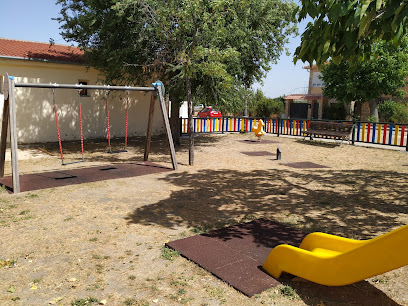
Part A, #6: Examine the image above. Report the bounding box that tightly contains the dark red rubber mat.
[241,151,276,156]
[283,161,330,169]
[0,162,172,193]
[166,218,305,296]
[239,139,280,144]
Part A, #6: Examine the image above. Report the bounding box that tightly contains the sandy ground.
[0,133,407,306]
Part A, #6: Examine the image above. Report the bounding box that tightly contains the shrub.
[254,97,285,118]
[323,102,347,120]
[379,99,408,123]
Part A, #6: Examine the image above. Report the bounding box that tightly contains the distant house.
[285,63,408,121]
[283,64,334,120]
[0,38,164,144]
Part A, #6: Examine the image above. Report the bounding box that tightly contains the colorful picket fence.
[181,117,408,150]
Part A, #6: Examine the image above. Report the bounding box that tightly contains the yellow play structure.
[252,119,266,140]
[262,224,408,286]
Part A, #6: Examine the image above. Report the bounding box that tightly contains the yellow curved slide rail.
[262,224,408,286]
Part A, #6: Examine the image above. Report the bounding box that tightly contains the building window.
[78,80,89,97]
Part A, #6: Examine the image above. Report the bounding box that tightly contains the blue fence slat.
[357,123,361,142]
[388,125,393,145]
[372,123,376,143]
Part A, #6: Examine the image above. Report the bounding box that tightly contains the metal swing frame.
[0,74,177,193]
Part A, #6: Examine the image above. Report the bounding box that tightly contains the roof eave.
[0,55,85,66]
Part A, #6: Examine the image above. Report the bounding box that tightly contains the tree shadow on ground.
[278,273,401,305]
[126,168,408,238]
[26,134,222,165]
[126,168,407,304]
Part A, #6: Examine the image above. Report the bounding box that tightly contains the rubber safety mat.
[241,151,276,157]
[166,218,305,296]
[238,139,280,144]
[283,161,330,169]
[0,162,172,193]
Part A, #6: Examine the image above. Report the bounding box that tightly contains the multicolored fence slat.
[181,118,408,149]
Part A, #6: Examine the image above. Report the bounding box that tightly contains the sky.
[0,0,310,99]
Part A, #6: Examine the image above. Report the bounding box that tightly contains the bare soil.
[0,133,407,306]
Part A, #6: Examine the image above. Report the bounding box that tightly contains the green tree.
[251,89,285,117]
[294,0,408,66]
[323,103,347,120]
[320,38,408,121]
[56,0,297,164]
[378,99,408,123]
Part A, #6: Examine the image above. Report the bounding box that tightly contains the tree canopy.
[56,0,297,164]
[56,0,297,111]
[320,37,408,120]
[321,37,408,103]
[294,0,408,66]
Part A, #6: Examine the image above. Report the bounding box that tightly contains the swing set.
[52,87,131,165]
[0,74,177,193]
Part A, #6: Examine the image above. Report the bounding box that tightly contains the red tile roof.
[0,38,84,64]
[284,94,323,100]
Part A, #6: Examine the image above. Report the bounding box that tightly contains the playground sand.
[0,133,407,305]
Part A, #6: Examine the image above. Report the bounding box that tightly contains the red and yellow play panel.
[0,162,172,193]
[166,219,305,297]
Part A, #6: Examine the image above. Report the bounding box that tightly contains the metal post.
[144,94,156,161]
[0,76,9,178]
[276,145,282,160]
[154,83,178,170]
[8,77,20,193]
[352,119,356,145]
[406,125,408,151]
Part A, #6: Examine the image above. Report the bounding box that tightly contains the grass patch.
[0,185,8,194]
[124,298,136,306]
[0,259,16,268]
[161,246,180,261]
[95,264,104,274]
[19,210,30,215]
[71,296,99,306]
[205,286,226,303]
[279,285,299,300]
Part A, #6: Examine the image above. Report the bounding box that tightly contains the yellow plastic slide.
[262,224,408,286]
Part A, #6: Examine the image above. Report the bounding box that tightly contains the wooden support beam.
[156,85,178,170]
[144,94,156,161]
[0,96,9,178]
[8,76,20,193]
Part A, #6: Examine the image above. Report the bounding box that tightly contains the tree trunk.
[186,74,194,165]
[169,94,181,148]
[369,99,379,122]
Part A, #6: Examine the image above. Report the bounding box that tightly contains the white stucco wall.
[0,58,165,144]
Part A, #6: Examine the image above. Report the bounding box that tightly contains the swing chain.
[77,88,82,105]
[51,88,56,106]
